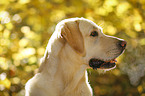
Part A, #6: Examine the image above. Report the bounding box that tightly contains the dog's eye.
[90,31,98,37]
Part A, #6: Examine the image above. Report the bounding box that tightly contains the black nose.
[118,40,127,49]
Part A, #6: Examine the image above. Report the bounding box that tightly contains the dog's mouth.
[89,58,117,70]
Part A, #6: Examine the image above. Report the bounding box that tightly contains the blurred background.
[0,0,145,96]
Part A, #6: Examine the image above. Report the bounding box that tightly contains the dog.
[25,18,126,96]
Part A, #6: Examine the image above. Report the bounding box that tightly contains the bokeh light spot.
[137,85,143,93]
[21,26,30,34]
[0,73,7,80]
[28,56,37,64]
[0,57,8,70]
[11,77,20,84]
[0,24,4,31]
[139,38,145,45]
[19,38,28,47]
[20,48,36,57]
[24,66,32,72]
[134,23,141,31]
[19,0,30,4]
[3,29,10,38]
[37,47,45,56]
[106,25,117,35]
[12,14,22,23]
[116,2,131,15]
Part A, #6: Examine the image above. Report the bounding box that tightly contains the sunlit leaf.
[0,38,10,46]
[133,9,143,23]
[106,25,117,35]
[104,0,118,7]
[24,31,41,40]
[116,2,131,16]
[50,10,65,22]
[19,38,29,47]
[12,14,22,23]
[24,66,32,72]
[21,26,30,34]
[0,24,4,31]
[0,11,9,20]
[0,84,5,91]
[6,23,13,30]
[28,56,37,64]
[112,69,121,76]
[11,77,20,84]
[12,53,22,60]
[139,38,145,45]
[18,0,30,4]
[125,30,137,38]
[0,57,8,70]
[37,47,45,56]
[137,85,143,93]
[3,29,10,38]
[0,73,7,80]
[20,48,36,57]
[0,78,11,89]
[95,7,108,16]
[133,23,141,31]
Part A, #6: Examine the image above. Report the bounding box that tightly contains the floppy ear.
[61,21,85,56]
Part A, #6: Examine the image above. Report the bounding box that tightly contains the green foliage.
[0,0,145,96]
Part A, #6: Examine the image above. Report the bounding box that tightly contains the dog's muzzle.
[89,40,127,70]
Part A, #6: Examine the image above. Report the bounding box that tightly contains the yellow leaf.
[0,57,8,70]
[106,25,117,35]
[0,78,11,89]
[20,48,36,57]
[6,23,13,30]
[137,85,143,93]
[19,38,28,47]
[18,0,30,4]
[21,26,30,34]
[0,24,4,31]
[139,38,145,45]
[3,29,10,38]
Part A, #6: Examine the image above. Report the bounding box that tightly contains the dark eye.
[90,31,98,37]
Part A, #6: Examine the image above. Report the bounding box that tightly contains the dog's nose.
[118,40,127,49]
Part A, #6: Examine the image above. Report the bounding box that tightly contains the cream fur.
[25,18,125,96]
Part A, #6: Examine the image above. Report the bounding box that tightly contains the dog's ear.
[61,21,85,56]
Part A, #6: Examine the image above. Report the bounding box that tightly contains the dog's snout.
[118,40,127,49]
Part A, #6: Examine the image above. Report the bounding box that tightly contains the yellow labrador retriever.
[25,18,126,96]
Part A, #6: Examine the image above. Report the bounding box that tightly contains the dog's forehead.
[78,19,102,34]
[79,19,102,33]
[56,18,102,35]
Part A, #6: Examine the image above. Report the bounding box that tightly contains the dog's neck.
[40,40,88,95]
[60,43,87,82]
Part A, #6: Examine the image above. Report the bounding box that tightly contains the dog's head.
[59,18,126,70]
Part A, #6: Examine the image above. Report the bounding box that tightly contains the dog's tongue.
[99,60,116,69]
[89,59,117,69]
[89,59,104,69]
[105,59,117,63]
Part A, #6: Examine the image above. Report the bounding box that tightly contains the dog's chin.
[89,58,117,70]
